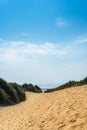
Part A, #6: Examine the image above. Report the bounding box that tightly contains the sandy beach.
[0,85,87,130]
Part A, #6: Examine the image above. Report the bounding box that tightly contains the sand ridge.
[0,85,87,130]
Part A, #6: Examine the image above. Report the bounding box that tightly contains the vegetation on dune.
[0,76,87,105]
[22,83,42,93]
[77,76,87,86]
[0,88,9,103]
[45,76,87,93]
[0,78,26,105]
[0,77,42,105]
[9,83,26,102]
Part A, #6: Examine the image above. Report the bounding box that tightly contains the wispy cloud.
[56,17,68,28]
[75,37,87,44]
[0,40,67,65]
[0,38,6,42]
[0,39,86,84]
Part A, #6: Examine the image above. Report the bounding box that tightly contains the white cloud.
[0,39,86,85]
[56,17,68,28]
[0,40,67,65]
[75,37,87,44]
[0,38,6,42]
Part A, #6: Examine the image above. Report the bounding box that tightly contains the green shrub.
[45,81,78,93]
[45,76,87,93]
[0,78,19,103]
[0,78,26,105]
[78,76,87,86]
[22,83,42,93]
[9,83,26,101]
[0,88,9,102]
[34,85,42,93]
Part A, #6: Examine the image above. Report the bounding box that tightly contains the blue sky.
[0,0,87,87]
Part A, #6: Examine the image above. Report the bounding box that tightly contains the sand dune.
[0,85,87,130]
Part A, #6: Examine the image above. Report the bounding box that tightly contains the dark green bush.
[78,76,87,86]
[0,88,9,102]
[0,78,26,105]
[22,83,42,93]
[45,81,78,93]
[34,85,42,93]
[9,83,26,101]
[0,78,19,103]
[45,76,87,93]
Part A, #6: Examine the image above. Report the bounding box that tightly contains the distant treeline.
[0,78,42,106]
[45,76,87,93]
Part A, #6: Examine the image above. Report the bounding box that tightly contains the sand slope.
[0,85,87,130]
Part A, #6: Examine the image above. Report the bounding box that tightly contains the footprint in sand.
[69,119,76,123]
[58,123,66,129]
